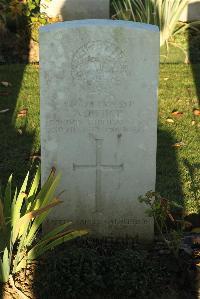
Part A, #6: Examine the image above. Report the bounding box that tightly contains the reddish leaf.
[17,108,28,118]
[193,109,200,116]
[172,142,185,148]
[172,110,183,117]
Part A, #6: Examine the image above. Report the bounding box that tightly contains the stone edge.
[40,19,159,33]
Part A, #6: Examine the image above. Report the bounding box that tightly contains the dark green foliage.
[34,243,185,299]
[0,0,50,63]
[1,0,47,30]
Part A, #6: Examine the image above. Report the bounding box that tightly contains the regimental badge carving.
[71,40,128,91]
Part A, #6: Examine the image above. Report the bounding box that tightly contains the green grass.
[157,63,200,214]
[0,62,200,215]
[0,64,40,187]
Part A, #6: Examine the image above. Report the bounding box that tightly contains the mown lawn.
[157,63,200,214]
[0,62,199,215]
[0,64,40,187]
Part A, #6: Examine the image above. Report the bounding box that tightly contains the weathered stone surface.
[40,20,159,241]
[40,0,110,20]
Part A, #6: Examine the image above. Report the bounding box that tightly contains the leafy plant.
[139,191,184,258]
[9,0,48,25]
[113,0,198,47]
[0,166,87,283]
[0,0,9,32]
[0,0,51,40]
[34,245,178,298]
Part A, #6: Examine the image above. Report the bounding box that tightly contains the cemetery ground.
[0,36,200,298]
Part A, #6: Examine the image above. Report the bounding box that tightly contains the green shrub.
[35,246,174,298]
[4,0,48,27]
[0,166,87,283]
[0,0,52,46]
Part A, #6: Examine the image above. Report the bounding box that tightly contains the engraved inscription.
[46,218,152,226]
[79,218,152,226]
[46,97,140,135]
[71,40,128,90]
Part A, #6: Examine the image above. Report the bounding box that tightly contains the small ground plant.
[139,191,184,258]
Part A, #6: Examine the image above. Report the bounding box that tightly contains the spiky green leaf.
[24,173,61,246]
[39,222,72,243]
[28,166,41,199]
[29,230,87,262]
[4,175,12,220]
[11,172,29,231]
[13,198,62,244]
[0,248,10,282]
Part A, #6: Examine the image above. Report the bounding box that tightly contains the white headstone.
[40,20,159,241]
[40,0,110,20]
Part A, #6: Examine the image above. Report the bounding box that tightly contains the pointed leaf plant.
[0,165,88,283]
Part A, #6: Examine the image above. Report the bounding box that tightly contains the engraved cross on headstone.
[73,139,124,212]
